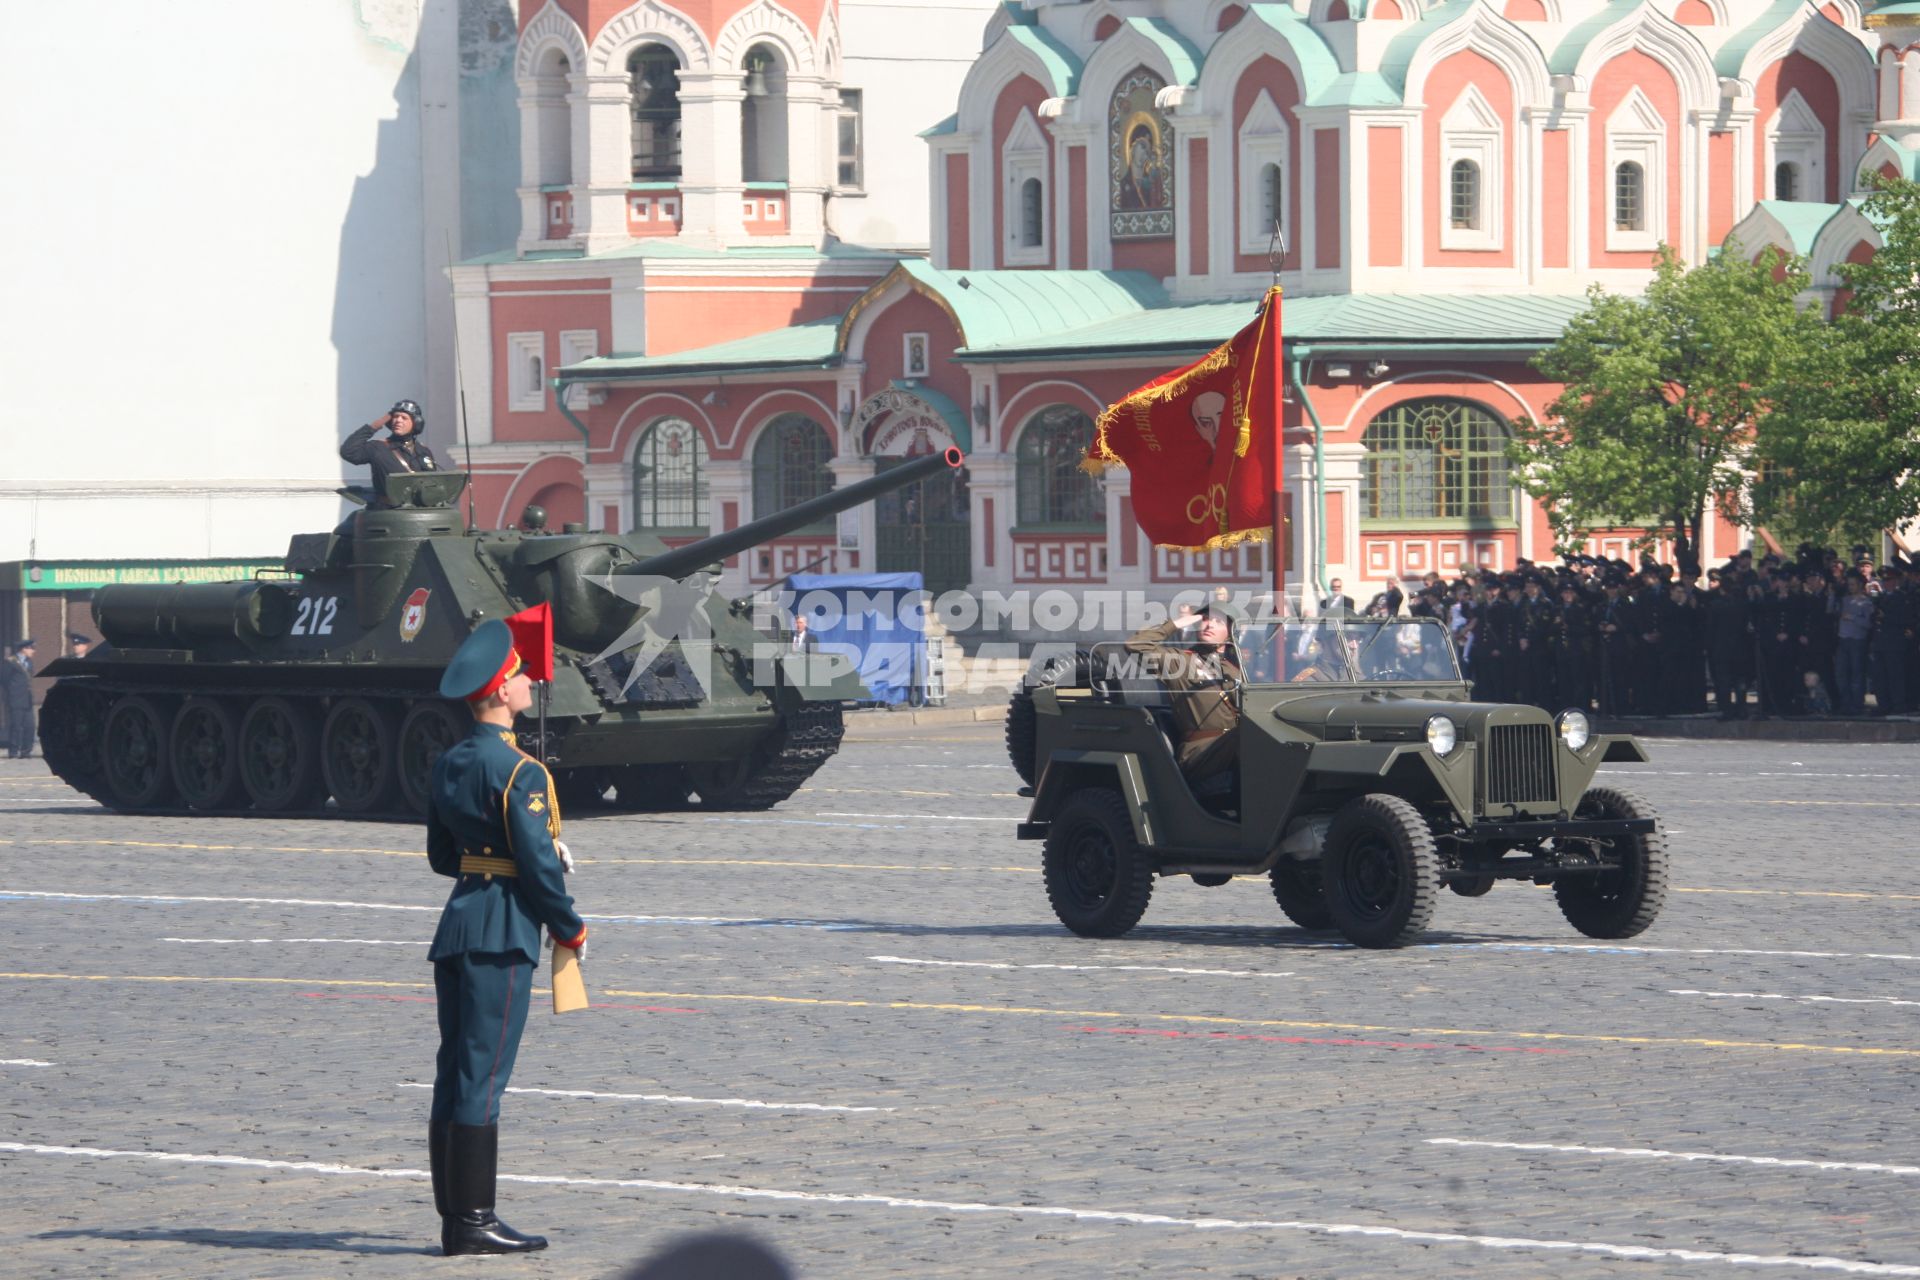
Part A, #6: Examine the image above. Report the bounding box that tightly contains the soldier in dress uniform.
[425,619,588,1256]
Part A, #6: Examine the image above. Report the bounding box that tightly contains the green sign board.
[11,560,285,592]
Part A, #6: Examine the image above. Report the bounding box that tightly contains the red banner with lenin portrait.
[1084,286,1283,551]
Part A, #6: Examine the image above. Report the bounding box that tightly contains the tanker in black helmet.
[341,399,439,504]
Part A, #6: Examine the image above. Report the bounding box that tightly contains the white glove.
[555,839,575,874]
[552,930,586,963]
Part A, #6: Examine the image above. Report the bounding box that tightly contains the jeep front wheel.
[1323,794,1441,948]
[1553,786,1667,939]
[1042,788,1154,938]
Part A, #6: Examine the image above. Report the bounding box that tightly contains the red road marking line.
[1068,1025,1571,1055]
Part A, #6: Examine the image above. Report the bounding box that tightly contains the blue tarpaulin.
[787,572,926,705]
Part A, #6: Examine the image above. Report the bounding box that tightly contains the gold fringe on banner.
[1155,525,1272,555]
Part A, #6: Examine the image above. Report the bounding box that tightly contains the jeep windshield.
[1240,617,1462,685]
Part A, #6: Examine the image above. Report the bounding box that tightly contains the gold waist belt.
[460,855,518,878]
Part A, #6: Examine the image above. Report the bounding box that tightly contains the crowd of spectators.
[1329,546,1918,718]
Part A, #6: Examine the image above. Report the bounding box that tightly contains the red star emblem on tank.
[400,588,431,643]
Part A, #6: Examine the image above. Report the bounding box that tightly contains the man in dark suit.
[425,620,588,1256]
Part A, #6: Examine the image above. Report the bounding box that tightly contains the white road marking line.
[1427,943,1920,962]
[812,811,1009,822]
[396,1081,892,1113]
[162,937,429,946]
[1599,770,1911,780]
[0,890,435,912]
[4,1141,1917,1275]
[0,1059,52,1067]
[1428,1138,1920,1178]
[870,955,1295,979]
[1669,989,1920,1009]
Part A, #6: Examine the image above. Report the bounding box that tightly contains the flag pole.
[1267,230,1287,614]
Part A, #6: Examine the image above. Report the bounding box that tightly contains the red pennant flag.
[1087,286,1282,551]
[504,603,554,683]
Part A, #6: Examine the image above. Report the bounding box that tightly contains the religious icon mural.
[1109,67,1173,239]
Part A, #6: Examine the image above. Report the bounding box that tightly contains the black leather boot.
[444,1123,547,1256]
[429,1119,451,1254]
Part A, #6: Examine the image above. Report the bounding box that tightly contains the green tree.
[1510,244,1816,565]
[1752,176,1920,548]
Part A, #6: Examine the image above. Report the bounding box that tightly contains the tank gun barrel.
[626,447,964,581]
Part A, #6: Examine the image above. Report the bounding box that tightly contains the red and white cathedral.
[448,0,1920,625]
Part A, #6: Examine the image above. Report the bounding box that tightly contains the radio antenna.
[445,229,479,530]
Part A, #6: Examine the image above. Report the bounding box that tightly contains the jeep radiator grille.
[1482,723,1556,806]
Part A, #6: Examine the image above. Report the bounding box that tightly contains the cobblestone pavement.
[2,729,1919,1278]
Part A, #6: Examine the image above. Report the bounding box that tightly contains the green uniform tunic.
[426,723,586,1127]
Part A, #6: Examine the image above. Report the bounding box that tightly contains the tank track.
[711,700,846,811]
[38,677,843,822]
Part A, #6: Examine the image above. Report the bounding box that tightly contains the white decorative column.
[783,75,830,243]
[573,70,637,253]
[1101,466,1144,592]
[677,71,748,246]
[583,461,628,534]
[829,456,878,574]
[706,462,753,596]
[966,452,1016,597]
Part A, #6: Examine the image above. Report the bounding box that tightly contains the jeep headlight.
[1557,709,1591,751]
[1425,715,1457,758]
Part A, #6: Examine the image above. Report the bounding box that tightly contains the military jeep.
[1009,616,1665,949]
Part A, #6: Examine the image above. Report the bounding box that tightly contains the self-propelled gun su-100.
[38,449,963,818]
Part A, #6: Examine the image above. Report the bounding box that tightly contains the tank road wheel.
[240,697,324,812]
[102,695,178,811]
[322,697,401,814]
[1323,794,1442,949]
[40,682,111,797]
[1269,860,1335,932]
[612,765,692,811]
[1553,786,1669,940]
[398,701,466,816]
[170,697,247,812]
[1042,788,1154,939]
[1005,686,1039,786]
[687,756,755,808]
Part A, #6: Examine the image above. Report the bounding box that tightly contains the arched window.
[1361,399,1513,522]
[1019,177,1044,248]
[631,417,709,531]
[1774,161,1799,202]
[629,45,682,179]
[1449,159,1480,230]
[752,413,834,530]
[1614,161,1645,232]
[1261,162,1284,238]
[741,43,789,184]
[532,48,572,188]
[1015,405,1104,526]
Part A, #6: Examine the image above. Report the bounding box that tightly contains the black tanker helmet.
[389,399,425,434]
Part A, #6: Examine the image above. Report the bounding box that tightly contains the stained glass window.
[1361,399,1512,522]
[752,414,835,532]
[632,418,708,531]
[1016,405,1104,526]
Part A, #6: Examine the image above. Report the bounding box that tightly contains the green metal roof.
[557,316,842,381]
[842,260,1170,351]
[1004,22,1083,97]
[1312,71,1404,108]
[1122,16,1204,86]
[1743,200,1845,255]
[1549,0,1643,76]
[1235,5,1343,103]
[1715,0,1811,78]
[1379,0,1475,96]
[919,113,959,139]
[956,292,1597,361]
[1867,0,1920,25]
[1869,137,1920,182]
